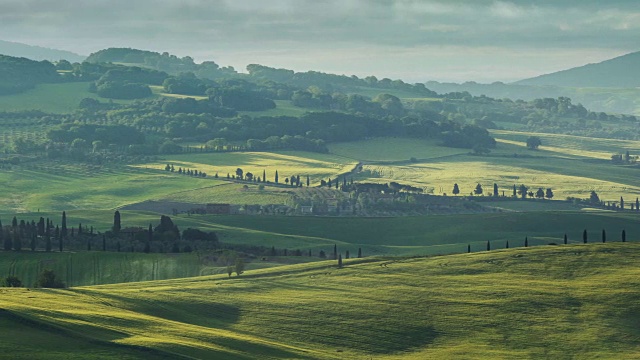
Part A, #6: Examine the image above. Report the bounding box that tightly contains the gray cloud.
[0,0,638,82]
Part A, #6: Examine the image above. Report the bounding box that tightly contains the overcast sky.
[1,0,638,82]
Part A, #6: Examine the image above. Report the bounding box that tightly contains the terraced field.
[1,243,639,359]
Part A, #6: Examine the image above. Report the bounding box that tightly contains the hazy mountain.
[515,51,640,88]
[0,40,85,63]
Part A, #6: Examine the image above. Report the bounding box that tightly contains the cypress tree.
[2,229,13,251]
[358,247,362,258]
[564,233,568,245]
[333,244,337,260]
[338,253,343,268]
[30,233,36,251]
[622,229,626,242]
[493,183,498,197]
[306,175,310,187]
[636,198,639,212]
[37,217,45,236]
[11,216,17,229]
[583,229,587,243]
[524,237,528,247]
[467,244,471,253]
[602,229,606,243]
[13,231,21,251]
[487,241,491,251]
[45,219,51,252]
[144,224,152,253]
[113,211,121,233]
[345,250,350,259]
[308,249,312,257]
[505,240,509,249]
[263,170,266,183]
[275,170,279,184]
[78,223,82,235]
[61,211,67,239]
[56,225,62,252]
[620,197,625,210]
[0,219,7,251]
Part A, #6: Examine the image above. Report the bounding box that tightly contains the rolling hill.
[0,40,85,63]
[1,243,639,359]
[515,51,640,88]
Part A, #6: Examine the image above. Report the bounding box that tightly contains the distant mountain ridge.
[0,40,85,63]
[515,51,640,88]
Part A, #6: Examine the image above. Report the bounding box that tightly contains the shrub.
[3,275,22,287]
[36,269,65,288]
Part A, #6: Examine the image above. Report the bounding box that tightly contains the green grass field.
[0,150,355,212]
[135,150,357,186]
[1,243,639,359]
[328,138,467,162]
[0,163,218,212]
[338,137,640,201]
[492,129,640,160]
[0,82,141,114]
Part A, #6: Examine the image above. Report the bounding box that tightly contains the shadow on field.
[101,293,242,330]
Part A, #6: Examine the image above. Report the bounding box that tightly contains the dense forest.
[0,55,60,95]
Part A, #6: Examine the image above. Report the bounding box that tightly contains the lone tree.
[620,197,625,210]
[235,258,245,276]
[524,237,529,247]
[338,253,343,268]
[493,183,499,197]
[275,170,279,183]
[564,233,568,245]
[357,247,362,258]
[602,229,606,243]
[486,241,491,251]
[467,244,471,253]
[622,229,626,242]
[583,229,588,243]
[333,244,337,260]
[545,188,554,200]
[452,183,460,196]
[474,184,483,196]
[526,136,542,150]
[505,240,509,249]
